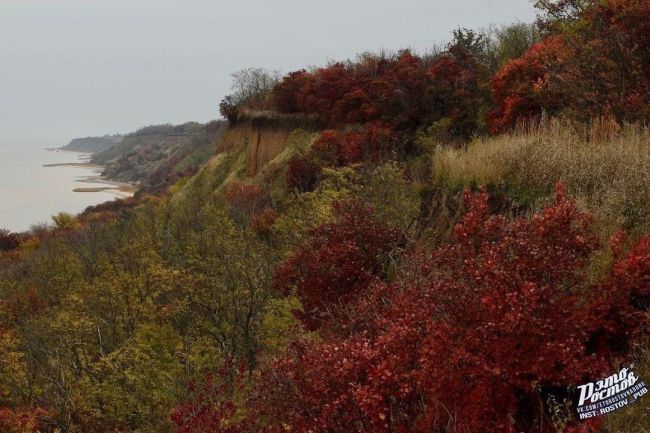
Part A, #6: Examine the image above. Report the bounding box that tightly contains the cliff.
[216,116,317,177]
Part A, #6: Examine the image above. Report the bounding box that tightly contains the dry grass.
[433,120,650,240]
[603,342,650,433]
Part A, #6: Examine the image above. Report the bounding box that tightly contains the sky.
[0,0,537,142]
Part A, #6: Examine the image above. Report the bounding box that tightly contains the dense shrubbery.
[271,38,490,144]
[285,155,321,193]
[275,198,401,331]
[172,186,649,433]
[490,0,650,131]
[265,0,650,142]
[0,407,51,433]
[1,2,649,432]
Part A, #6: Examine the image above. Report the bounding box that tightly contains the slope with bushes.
[0,1,649,432]
[92,121,227,194]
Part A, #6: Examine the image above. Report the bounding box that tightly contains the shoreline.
[44,150,138,199]
[43,162,104,169]
[74,175,138,198]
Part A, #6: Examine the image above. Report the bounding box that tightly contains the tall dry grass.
[433,119,650,240]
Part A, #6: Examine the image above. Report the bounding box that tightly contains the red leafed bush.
[491,0,650,131]
[224,182,268,224]
[299,63,356,126]
[245,336,417,433]
[286,155,322,193]
[311,123,396,167]
[0,407,52,433]
[274,198,401,331]
[272,69,310,113]
[243,185,647,433]
[585,232,650,355]
[312,129,367,166]
[488,36,569,133]
[170,366,241,433]
[271,50,484,141]
[251,207,279,237]
[408,184,605,432]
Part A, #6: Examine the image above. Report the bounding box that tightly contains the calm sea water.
[0,140,126,233]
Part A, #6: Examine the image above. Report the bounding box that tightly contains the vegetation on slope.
[0,1,648,433]
[92,121,226,194]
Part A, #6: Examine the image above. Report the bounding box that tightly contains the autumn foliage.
[170,366,241,433]
[272,50,486,136]
[285,155,321,192]
[490,0,650,131]
[269,1,650,137]
[181,185,648,433]
[224,182,269,224]
[275,199,401,331]
[488,36,569,133]
[2,2,650,433]
[0,407,52,433]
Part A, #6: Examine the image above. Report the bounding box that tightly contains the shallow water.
[0,140,129,233]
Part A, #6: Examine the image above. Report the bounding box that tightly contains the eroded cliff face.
[217,117,315,177]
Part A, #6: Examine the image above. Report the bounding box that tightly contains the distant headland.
[59,134,123,153]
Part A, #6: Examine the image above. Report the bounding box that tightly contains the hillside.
[91,121,226,193]
[60,135,123,153]
[0,2,648,433]
[3,113,648,433]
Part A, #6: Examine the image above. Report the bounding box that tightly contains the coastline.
[44,149,138,199]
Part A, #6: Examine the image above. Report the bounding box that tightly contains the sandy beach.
[43,152,138,199]
[73,176,138,198]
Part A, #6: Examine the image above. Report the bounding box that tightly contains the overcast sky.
[0,0,537,142]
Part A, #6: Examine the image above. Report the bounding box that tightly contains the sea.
[0,139,128,233]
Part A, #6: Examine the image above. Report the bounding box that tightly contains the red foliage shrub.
[251,207,279,237]
[273,69,310,113]
[489,36,569,133]
[241,185,647,433]
[0,229,20,252]
[299,63,356,126]
[274,198,401,331]
[170,365,241,433]
[492,0,650,131]
[0,407,52,433]
[311,123,396,167]
[224,182,267,224]
[311,129,367,166]
[271,50,484,141]
[285,155,322,192]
